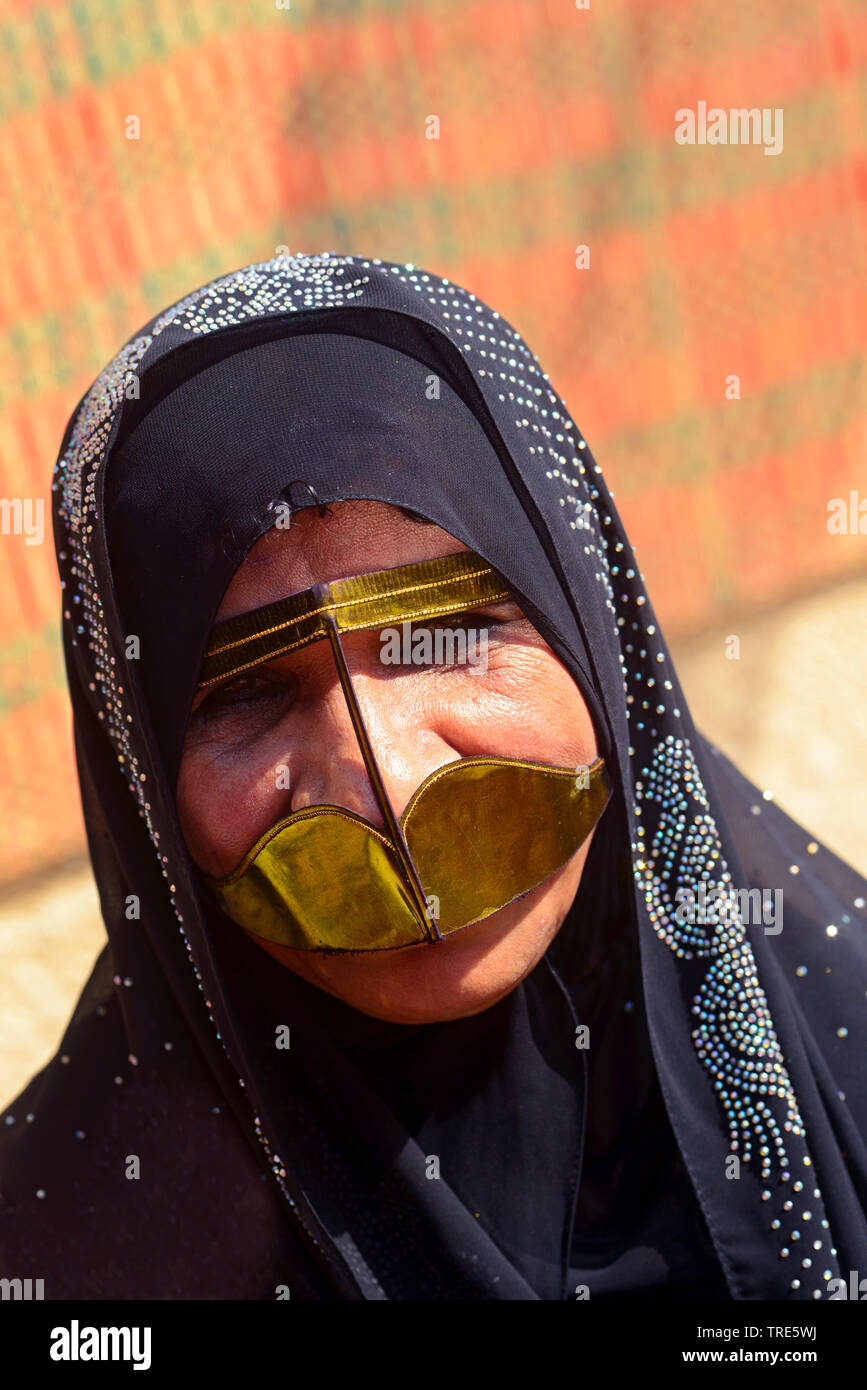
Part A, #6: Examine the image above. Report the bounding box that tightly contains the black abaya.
[2,253,866,1300]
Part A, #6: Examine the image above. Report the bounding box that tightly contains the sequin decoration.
[634,734,802,1173]
[53,254,370,1232]
[52,251,840,1298]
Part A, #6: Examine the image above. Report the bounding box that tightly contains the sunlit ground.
[2,576,865,1111]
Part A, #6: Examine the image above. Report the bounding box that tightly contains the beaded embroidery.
[53,252,840,1297]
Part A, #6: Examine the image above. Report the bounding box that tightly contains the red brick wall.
[1,0,865,882]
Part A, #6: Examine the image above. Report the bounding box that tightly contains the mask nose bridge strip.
[320,607,440,943]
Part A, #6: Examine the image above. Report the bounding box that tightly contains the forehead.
[215,500,470,623]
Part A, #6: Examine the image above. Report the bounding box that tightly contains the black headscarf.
[3,253,866,1300]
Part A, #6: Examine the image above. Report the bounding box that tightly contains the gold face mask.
[194,548,612,952]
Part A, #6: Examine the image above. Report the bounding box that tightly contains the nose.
[287,662,457,829]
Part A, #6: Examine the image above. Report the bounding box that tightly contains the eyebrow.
[196,550,511,691]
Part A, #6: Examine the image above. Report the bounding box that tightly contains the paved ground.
[2,575,866,1111]
[1,862,104,1112]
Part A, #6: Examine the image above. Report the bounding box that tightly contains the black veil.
[2,253,866,1300]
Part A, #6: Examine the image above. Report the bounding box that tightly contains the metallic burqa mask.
[195,547,611,952]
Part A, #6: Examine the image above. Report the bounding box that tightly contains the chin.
[248,856,586,1024]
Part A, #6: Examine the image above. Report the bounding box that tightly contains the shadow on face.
[176,500,601,1024]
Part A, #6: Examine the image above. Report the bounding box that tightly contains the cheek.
[433,650,598,767]
[176,651,598,877]
[175,740,284,878]
[174,752,218,876]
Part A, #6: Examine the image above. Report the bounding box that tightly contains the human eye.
[376,602,525,672]
[193,667,298,718]
[408,611,495,638]
[422,600,524,632]
[396,606,507,649]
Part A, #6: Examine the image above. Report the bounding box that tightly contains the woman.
[2,252,866,1300]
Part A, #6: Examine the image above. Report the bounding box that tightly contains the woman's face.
[176,500,600,1024]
